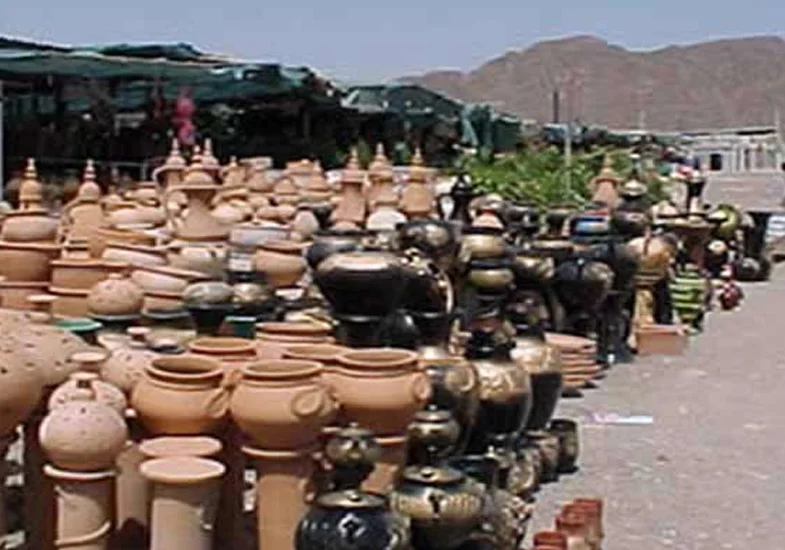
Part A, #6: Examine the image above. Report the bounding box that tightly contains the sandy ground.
[530,266,785,550]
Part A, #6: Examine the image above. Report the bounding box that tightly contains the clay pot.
[314,252,406,317]
[230,360,336,450]
[0,346,41,436]
[167,242,227,278]
[101,242,167,268]
[229,219,289,248]
[282,343,349,366]
[333,349,431,435]
[87,273,145,316]
[49,371,127,414]
[0,241,60,281]
[257,321,334,345]
[50,259,129,290]
[131,264,209,294]
[512,337,563,432]
[253,240,307,288]
[101,327,158,394]
[90,227,156,258]
[141,456,225,550]
[131,355,231,435]
[305,229,367,269]
[39,382,128,471]
[1,210,59,242]
[421,357,480,452]
[390,465,483,550]
[188,337,258,366]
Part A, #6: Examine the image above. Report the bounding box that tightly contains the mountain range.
[402,35,785,131]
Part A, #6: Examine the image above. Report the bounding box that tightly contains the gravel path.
[531,266,785,549]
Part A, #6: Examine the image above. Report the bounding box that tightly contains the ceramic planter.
[141,456,225,550]
[230,359,336,449]
[131,355,231,435]
[333,348,430,435]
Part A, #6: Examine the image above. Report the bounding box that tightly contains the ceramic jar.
[421,357,480,452]
[131,355,231,435]
[314,252,406,317]
[296,490,410,550]
[188,337,258,365]
[511,336,563,432]
[305,230,367,269]
[253,240,307,289]
[390,465,483,550]
[333,349,431,435]
[98,325,149,380]
[49,371,127,414]
[230,359,336,450]
[87,273,145,316]
[0,347,41,436]
[230,219,289,248]
[39,382,128,471]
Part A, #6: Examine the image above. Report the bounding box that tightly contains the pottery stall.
[0,143,760,550]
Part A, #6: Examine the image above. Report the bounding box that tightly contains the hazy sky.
[1,0,783,81]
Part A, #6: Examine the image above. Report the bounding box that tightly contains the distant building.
[681,126,783,174]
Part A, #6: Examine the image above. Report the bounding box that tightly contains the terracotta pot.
[333,348,431,435]
[88,273,145,316]
[257,321,334,344]
[50,259,129,290]
[49,371,126,414]
[45,466,116,550]
[281,343,349,366]
[0,280,49,309]
[39,382,128,471]
[101,327,158,394]
[50,286,91,317]
[187,337,258,364]
[253,239,307,288]
[0,241,60,281]
[167,241,227,278]
[90,227,156,258]
[230,360,336,450]
[131,264,209,293]
[131,355,231,435]
[229,219,289,248]
[141,457,225,550]
[101,242,167,268]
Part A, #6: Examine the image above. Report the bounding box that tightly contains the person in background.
[173,87,196,149]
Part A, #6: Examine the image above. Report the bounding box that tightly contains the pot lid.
[401,465,463,484]
[317,490,385,509]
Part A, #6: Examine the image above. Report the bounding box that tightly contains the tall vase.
[244,445,318,550]
[141,456,225,550]
[45,466,115,550]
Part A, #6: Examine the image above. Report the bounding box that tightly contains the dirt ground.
[530,266,785,550]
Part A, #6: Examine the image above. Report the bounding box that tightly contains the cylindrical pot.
[45,465,115,550]
[131,355,231,435]
[230,360,336,450]
[141,456,225,550]
[333,348,431,435]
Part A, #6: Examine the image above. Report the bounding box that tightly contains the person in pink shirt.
[173,87,196,147]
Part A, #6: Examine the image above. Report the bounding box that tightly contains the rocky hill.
[403,35,785,131]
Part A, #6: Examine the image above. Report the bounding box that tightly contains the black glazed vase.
[296,490,409,550]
